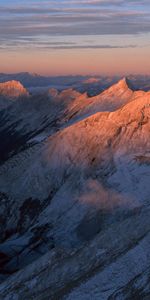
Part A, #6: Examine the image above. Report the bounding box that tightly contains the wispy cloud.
[0,0,150,51]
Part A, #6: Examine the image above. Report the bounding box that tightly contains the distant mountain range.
[0,72,150,96]
[0,76,149,299]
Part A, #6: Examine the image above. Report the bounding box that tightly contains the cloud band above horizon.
[0,0,150,75]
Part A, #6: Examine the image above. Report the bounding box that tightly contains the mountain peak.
[0,80,29,99]
[116,77,131,89]
[106,77,133,94]
[84,77,100,84]
[47,88,58,98]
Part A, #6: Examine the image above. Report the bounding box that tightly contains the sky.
[0,0,150,75]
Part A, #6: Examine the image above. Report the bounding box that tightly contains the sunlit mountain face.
[0,0,150,299]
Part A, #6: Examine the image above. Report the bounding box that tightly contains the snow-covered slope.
[0,207,150,300]
[0,78,149,299]
[62,78,146,124]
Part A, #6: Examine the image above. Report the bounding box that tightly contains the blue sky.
[0,0,150,74]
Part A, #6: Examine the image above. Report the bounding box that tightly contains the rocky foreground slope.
[0,78,149,299]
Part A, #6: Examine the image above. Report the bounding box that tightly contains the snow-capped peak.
[108,77,131,93]
[0,80,29,99]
